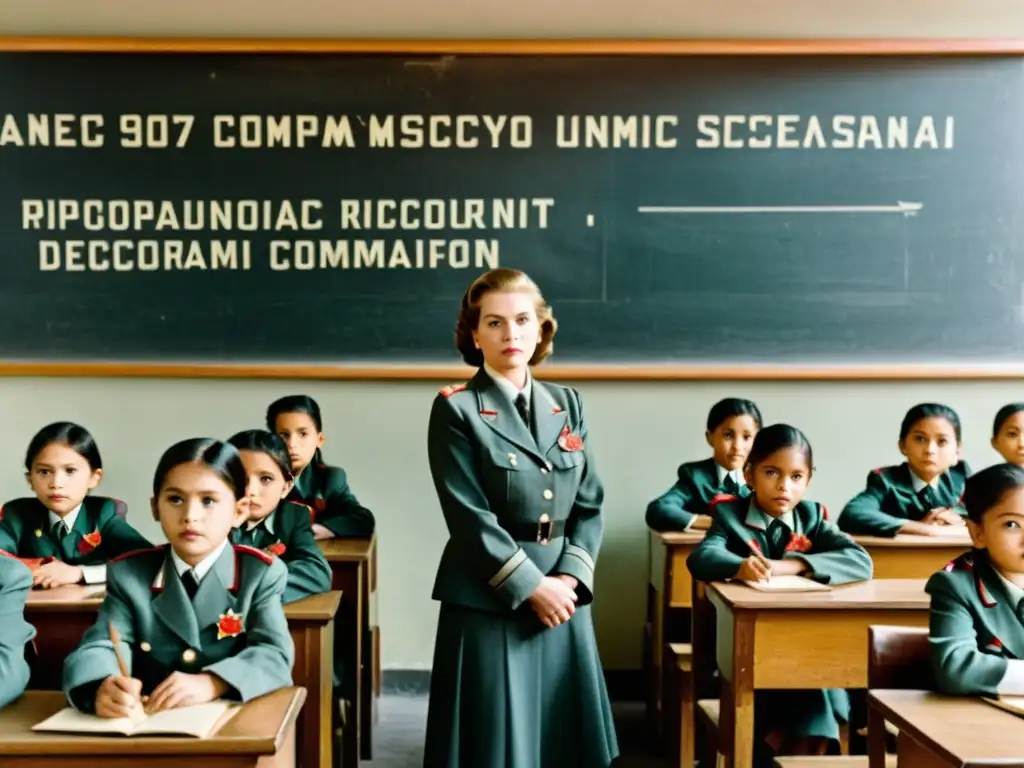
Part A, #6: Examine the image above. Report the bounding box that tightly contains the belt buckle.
[536,513,552,546]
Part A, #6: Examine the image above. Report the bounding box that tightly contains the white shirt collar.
[246,509,276,534]
[993,568,1024,610]
[715,464,744,487]
[909,468,940,492]
[747,498,796,530]
[49,504,82,532]
[483,361,532,405]
[170,538,229,582]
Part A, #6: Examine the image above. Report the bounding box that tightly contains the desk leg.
[719,612,755,768]
[896,733,952,768]
[331,564,364,768]
[867,696,887,768]
[359,557,375,761]
[291,620,333,768]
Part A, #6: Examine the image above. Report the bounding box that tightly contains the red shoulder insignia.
[871,466,887,475]
[110,545,166,564]
[709,493,738,509]
[944,551,973,573]
[0,505,4,521]
[234,544,274,565]
[821,504,829,521]
[439,383,467,398]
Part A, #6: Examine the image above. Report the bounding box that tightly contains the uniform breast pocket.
[481,448,527,506]
[549,448,585,478]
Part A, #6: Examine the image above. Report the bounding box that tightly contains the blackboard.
[2,43,1023,373]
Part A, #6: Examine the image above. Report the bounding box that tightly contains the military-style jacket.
[838,461,970,537]
[687,495,873,585]
[288,462,375,538]
[926,550,1024,696]
[0,496,151,571]
[63,543,294,712]
[427,369,605,613]
[231,501,332,604]
[646,457,750,532]
[0,552,34,709]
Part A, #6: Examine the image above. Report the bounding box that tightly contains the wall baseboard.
[382,669,644,701]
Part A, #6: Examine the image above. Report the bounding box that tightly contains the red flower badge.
[217,609,244,640]
[314,498,326,513]
[557,425,584,452]
[78,529,102,554]
[267,541,287,557]
[784,533,813,553]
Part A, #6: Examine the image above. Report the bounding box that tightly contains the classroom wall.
[2,0,1023,672]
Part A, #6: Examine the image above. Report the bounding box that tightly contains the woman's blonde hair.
[455,268,558,367]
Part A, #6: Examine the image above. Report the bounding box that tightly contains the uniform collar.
[246,509,276,535]
[993,567,1024,611]
[744,498,796,531]
[715,464,744,487]
[48,503,83,532]
[483,361,532,405]
[170,538,229,582]
[909,468,941,492]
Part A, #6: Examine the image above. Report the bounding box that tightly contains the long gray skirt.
[423,601,619,767]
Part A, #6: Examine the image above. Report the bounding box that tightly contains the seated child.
[0,553,34,709]
[646,397,762,531]
[0,422,151,588]
[839,403,970,537]
[927,462,1024,696]
[62,438,294,717]
[688,424,872,758]
[266,395,375,539]
[228,429,332,604]
[991,403,1024,467]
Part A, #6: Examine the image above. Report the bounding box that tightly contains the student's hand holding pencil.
[95,621,144,719]
[735,540,773,582]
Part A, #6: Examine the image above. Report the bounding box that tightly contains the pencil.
[746,539,772,582]
[107,620,130,678]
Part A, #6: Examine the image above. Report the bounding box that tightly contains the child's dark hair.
[266,395,324,464]
[152,438,247,499]
[706,398,763,433]
[25,422,102,472]
[746,424,813,471]
[228,429,294,482]
[993,403,1024,437]
[962,463,1024,524]
[899,403,962,443]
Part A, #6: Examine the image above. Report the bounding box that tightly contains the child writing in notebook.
[0,422,151,589]
[646,397,762,532]
[62,438,294,718]
[839,403,970,538]
[266,395,375,540]
[227,429,332,604]
[0,553,34,709]
[927,462,1024,696]
[991,403,1024,467]
[687,424,872,759]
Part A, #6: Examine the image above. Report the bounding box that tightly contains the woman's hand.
[528,576,578,629]
[95,674,144,719]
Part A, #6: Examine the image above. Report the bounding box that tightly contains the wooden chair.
[865,625,932,765]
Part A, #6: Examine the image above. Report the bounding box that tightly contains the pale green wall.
[0,377,1015,669]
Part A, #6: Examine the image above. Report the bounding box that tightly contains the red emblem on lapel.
[314,498,326,513]
[551,407,563,414]
[217,609,244,640]
[784,534,813,553]
[267,541,287,557]
[480,409,498,416]
[78,529,102,554]
[557,425,584,452]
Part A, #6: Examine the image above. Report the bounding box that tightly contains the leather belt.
[502,517,565,545]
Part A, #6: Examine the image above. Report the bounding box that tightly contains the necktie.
[515,393,531,431]
[918,485,939,512]
[767,518,790,559]
[181,569,199,600]
[721,474,740,495]
[52,521,67,543]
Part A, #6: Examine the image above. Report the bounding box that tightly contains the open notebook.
[742,575,831,592]
[32,700,238,738]
[983,695,1024,719]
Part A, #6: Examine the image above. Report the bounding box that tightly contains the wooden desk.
[24,587,340,768]
[647,530,705,733]
[852,532,971,579]
[867,689,1024,767]
[0,687,305,766]
[708,579,931,768]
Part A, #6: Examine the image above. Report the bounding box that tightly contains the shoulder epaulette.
[234,544,274,565]
[821,504,830,521]
[943,551,973,573]
[871,466,890,475]
[110,545,166,564]
[440,383,468,398]
[709,493,738,509]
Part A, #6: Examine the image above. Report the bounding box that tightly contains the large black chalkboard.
[1,50,1021,366]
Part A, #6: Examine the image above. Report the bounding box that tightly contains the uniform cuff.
[488,548,544,610]
[997,659,1024,695]
[79,564,106,584]
[555,544,596,604]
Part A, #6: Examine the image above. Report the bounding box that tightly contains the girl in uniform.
[423,268,618,767]
[227,429,332,604]
[990,403,1024,466]
[0,421,151,588]
[839,403,970,537]
[62,437,294,717]
[646,397,762,531]
[926,463,1024,695]
[687,424,872,761]
[265,395,375,539]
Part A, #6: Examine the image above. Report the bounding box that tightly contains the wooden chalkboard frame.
[3,35,1024,382]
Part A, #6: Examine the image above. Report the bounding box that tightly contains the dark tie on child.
[181,569,199,600]
[51,521,66,543]
[721,474,740,495]
[918,484,939,512]
[767,518,791,559]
